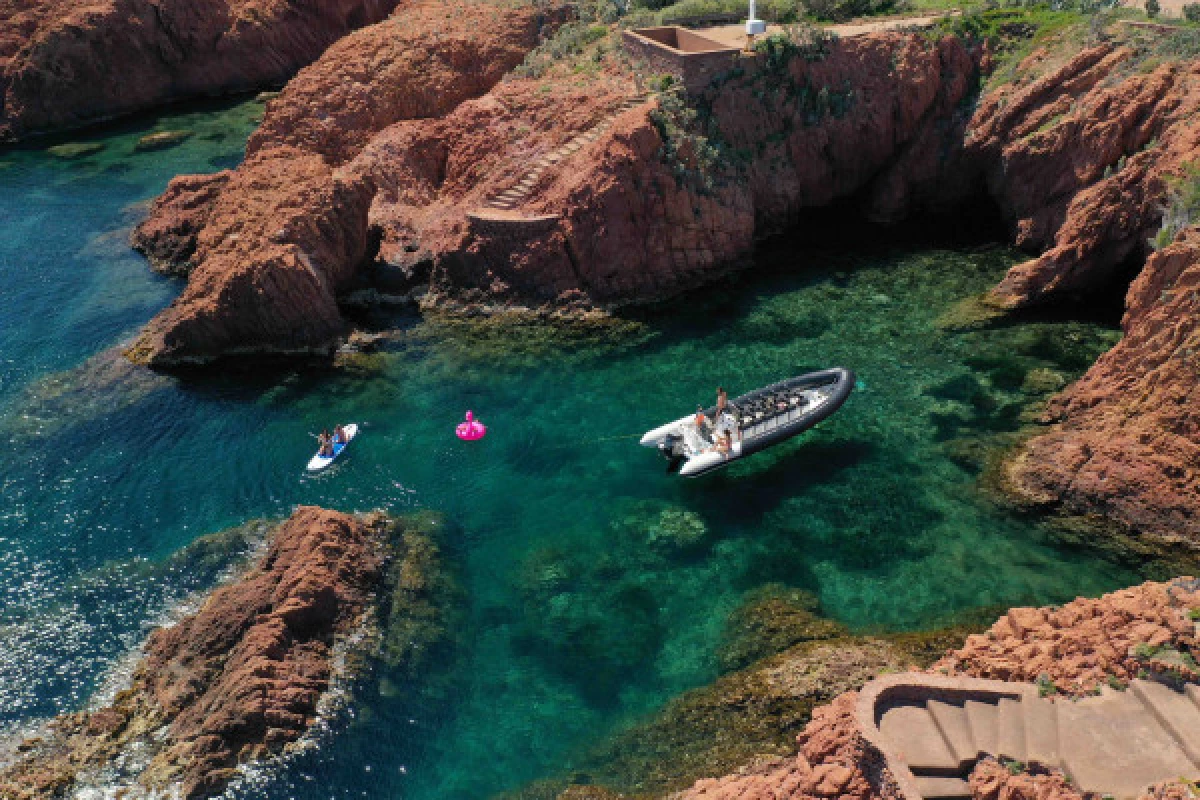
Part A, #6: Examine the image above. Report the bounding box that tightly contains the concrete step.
[1131,680,1200,769]
[914,777,972,800]
[879,705,960,775]
[927,700,975,767]
[1023,697,1059,769]
[1057,685,1196,798]
[1184,683,1200,712]
[964,700,998,758]
[995,697,1025,762]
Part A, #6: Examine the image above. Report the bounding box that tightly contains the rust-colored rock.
[969,758,1084,800]
[0,0,401,141]
[934,579,1200,695]
[1003,229,1200,547]
[126,0,566,366]
[0,506,386,799]
[668,580,1200,800]
[130,28,978,363]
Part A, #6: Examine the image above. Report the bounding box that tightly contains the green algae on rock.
[717,585,847,672]
[528,623,981,799]
[134,131,195,152]
[46,142,107,160]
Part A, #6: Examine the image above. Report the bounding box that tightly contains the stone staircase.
[481,95,647,213]
[857,674,1200,800]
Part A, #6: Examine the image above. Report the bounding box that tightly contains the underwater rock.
[133,130,193,152]
[645,508,710,557]
[0,506,436,799]
[717,584,846,672]
[561,627,961,797]
[45,141,105,159]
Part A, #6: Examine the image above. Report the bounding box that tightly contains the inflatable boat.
[639,368,855,477]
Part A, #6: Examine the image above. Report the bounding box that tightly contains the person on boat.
[333,424,347,445]
[716,387,728,418]
[718,409,741,443]
[318,429,334,457]
[694,405,709,434]
[716,430,733,456]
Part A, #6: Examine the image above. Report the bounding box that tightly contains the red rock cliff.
[129,27,979,363]
[0,0,403,141]
[125,0,566,365]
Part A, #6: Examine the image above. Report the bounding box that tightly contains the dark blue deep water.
[0,101,1143,799]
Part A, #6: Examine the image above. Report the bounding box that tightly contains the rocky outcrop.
[1002,229,1200,549]
[971,42,1200,310]
[0,506,456,799]
[658,579,1200,800]
[126,0,567,366]
[0,0,401,141]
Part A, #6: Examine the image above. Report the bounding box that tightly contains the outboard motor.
[659,433,686,473]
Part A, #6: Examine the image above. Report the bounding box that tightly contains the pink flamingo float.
[456,410,487,441]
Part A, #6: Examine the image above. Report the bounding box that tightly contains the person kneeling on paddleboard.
[318,430,334,457]
[333,425,347,445]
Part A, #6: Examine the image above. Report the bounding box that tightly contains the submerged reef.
[509,583,977,798]
[0,506,462,799]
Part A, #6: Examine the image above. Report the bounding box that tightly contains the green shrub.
[1189,607,1200,621]
[1036,673,1058,697]
[1185,2,1200,21]
[649,90,723,191]
[752,22,836,67]
[649,0,803,23]
[509,22,610,79]
[803,0,909,21]
[1151,163,1200,250]
[1145,0,1160,16]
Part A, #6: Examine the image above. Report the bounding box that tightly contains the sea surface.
[0,100,1145,799]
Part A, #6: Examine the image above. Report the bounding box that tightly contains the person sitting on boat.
[333,425,347,445]
[716,386,728,418]
[716,430,732,456]
[318,429,334,457]
[694,405,709,433]
[717,410,741,443]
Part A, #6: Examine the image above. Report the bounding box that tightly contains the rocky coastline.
[0,505,460,799]
[536,579,1200,800]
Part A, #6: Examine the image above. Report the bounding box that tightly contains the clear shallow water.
[0,104,1144,799]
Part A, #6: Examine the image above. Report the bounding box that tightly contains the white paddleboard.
[306,423,358,472]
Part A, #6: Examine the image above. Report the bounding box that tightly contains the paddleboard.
[306,423,358,472]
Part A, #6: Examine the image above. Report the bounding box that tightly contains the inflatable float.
[639,368,854,477]
[456,410,486,441]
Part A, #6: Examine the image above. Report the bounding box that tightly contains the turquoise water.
[0,103,1144,799]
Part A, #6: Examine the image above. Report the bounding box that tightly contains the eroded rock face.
[0,0,402,141]
[1003,230,1200,548]
[0,507,386,799]
[972,44,1200,310]
[126,0,567,366]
